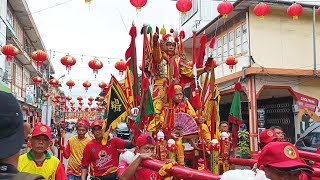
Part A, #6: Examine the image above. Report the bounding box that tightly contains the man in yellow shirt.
[18,123,67,180]
[60,119,91,180]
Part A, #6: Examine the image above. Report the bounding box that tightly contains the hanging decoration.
[1,44,19,62]
[66,96,72,101]
[31,50,48,68]
[43,93,50,100]
[82,81,92,92]
[77,96,83,101]
[88,97,94,102]
[225,56,238,70]
[96,102,101,106]
[98,97,105,102]
[88,58,103,78]
[85,0,92,4]
[66,80,75,91]
[114,59,127,76]
[90,107,95,111]
[253,2,270,19]
[49,78,59,88]
[88,102,92,106]
[176,0,192,16]
[61,55,76,73]
[70,102,75,106]
[54,94,61,100]
[79,102,84,106]
[52,99,58,103]
[287,3,303,20]
[217,0,233,18]
[98,81,107,90]
[78,107,82,111]
[32,76,42,86]
[130,0,147,12]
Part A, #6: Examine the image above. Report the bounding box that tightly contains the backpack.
[11,172,44,180]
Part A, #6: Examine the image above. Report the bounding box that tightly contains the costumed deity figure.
[218,132,231,174]
[156,131,168,160]
[147,29,208,134]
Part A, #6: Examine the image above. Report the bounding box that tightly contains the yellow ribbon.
[158,162,175,177]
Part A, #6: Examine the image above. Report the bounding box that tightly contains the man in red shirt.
[61,119,91,180]
[81,120,134,180]
[117,133,164,180]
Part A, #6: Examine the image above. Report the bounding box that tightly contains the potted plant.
[237,128,250,158]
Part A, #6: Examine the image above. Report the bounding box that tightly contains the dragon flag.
[102,76,129,145]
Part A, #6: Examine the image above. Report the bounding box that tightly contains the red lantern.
[79,102,84,106]
[82,81,91,92]
[52,98,58,103]
[115,59,127,76]
[90,107,96,111]
[98,81,107,90]
[254,2,270,19]
[32,76,42,86]
[31,50,47,68]
[176,0,192,16]
[43,93,50,100]
[66,80,75,90]
[225,56,238,70]
[1,44,19,62]
[96,102,101,106]
[77,96,83,101]
[217,1,233,18]
[88,58,103,78]
[61,55,76,73]
[49,78,59,88]
[287,3,303,20]
[317,7,320,16]
[88,102,92,106]
[66,96,72,101]
[98,97,105,102]
[55,94,61,100]
[130,0,147,12]
[78,107,82,111]
[88,97,94,102]
[70,101,75,106]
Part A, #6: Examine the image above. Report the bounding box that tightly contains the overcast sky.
[26,0,179,106]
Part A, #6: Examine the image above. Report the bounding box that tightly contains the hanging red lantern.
[49,78,59,88]
[98,97,105,102]
[90,107,96,111]
[66,80,75,90]
[77,96,83,101]
[31,50,48,68]
[70,101,75,106]
[32,76,42,86]
[82,81,91,92]
[176,0,192,16]
[88,102,92,106]
[1,44,19,62]
[61,99,66,104]
[85,107,89,112]
[96,102,101,106]
[54,94,61,100]
[61,55,76,73]
[254,2,270,19]
[79,102,84,106]
[88,58,103,78]
[317,7,320,16]
[52,98,58,103]
[225,56,238,70]
[78,107,82,111]
[130,0,147,12]
[287,3,303,20]
[115,59,127,76]
[217,1,233,18]
[98,81,107,90]
[88,97,94,102]
[66,96,72,101]
[43,93,50,100]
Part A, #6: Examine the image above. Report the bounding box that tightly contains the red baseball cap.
[136,134,155,147]
[77,119,89,129]
[258,142,313,172]
[91,120,103,128]
[259,129,277,144]
[32,124,52,140]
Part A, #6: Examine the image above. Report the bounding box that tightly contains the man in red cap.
[18,123,67,180]
[117,133,164,180]
[81,120,134,180]
[60,119,91,180]
[253,129,278,160]
[258,142,313,180]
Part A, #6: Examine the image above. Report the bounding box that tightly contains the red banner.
[295,92,318,111]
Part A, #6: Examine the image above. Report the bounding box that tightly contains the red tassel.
[209,37,216,49]
[235,82,242,91]
[129,24,137,38]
